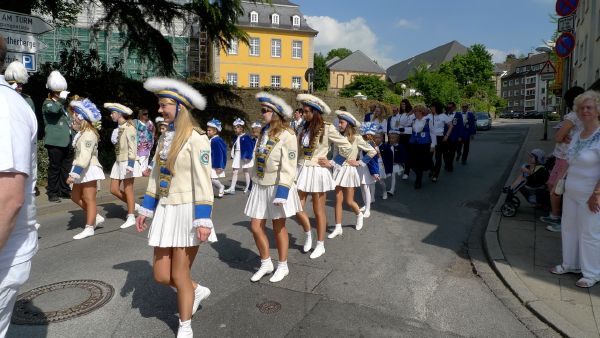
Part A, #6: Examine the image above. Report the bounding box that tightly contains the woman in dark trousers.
[398,99,414,180]
[430,102,451,182]
[442,102,463,172]
[408,106,437,189]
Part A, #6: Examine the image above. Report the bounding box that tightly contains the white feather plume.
[143,77,206,111]
[46,70,67,91]
[4,61,29,84]
[296,93,331,115]
[256,92,293,119]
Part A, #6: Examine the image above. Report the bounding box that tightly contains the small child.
[357,122,380,218]
[504,148,549,204]
[374,125,393,200]
[207,118,227,198]
[225,118,255,194]
[251,121,262,140]
[387,129,405,195]
[155,116,168,136]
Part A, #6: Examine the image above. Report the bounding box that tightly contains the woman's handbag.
[554,175,566,195]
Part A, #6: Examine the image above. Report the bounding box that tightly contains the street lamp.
[354,92,367,100]
[400,83,407,98]
[535,46,552,141]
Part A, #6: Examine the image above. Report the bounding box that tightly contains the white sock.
[362,184,372,212]
[127,213,135,219]
[389,174,396,192]
[229,169,238,190]
[212,179,224,191]
[278,261,288,270]
[369,183,376,201]
[244,170,251,190]
[335,223,342,229]
[305,230,312,239]
[261,257,272,266]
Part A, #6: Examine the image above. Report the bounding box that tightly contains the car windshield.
[475,112,489,120]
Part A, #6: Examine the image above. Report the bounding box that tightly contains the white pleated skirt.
[378,160,389,179]
[110,161,134,180]
[148,202,218,247]
[333,165,360,188]
[358,166,376,185]
[211,168,225,179]
[244,183,303,220]
[296,165,335,193]
[132,156,148,178]
[232,153,254,169]
[74,165,105,184]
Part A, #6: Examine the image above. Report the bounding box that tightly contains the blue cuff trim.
[127,160,135,168]
[194,204,213,219]
[275,185,290,199]
[141,194,159,211]
[360,154,372,163]
[333,154,346,166]
[72,165,84,175]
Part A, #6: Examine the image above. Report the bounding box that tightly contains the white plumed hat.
[334,110,360,127]
[143,77,206,111]
[4,61,29,84]
[296,93,331,115]
[104,102,133,115]
[256,92,293,119]
[71,99,102,123]
[46,70,67,92]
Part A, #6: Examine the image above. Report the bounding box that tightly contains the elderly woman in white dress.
[551,90,600,288]
[136,78,215,338]
[327,110,377,238]
[296,94,352,259]
[245,92,301,283]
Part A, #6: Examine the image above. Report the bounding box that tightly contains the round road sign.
[556,0,579,17]
[555,32,576,58]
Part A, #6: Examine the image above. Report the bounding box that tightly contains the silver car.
[476,112,492,130]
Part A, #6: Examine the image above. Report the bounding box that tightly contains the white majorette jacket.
[296,94,352,167]
[255,92,298,199]
[333,110,377,165]
[139,77,214,228]
[105,103,137,169]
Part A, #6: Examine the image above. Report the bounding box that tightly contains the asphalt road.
[8,121,534,338]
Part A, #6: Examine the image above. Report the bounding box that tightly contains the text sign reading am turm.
[0,10,54,34]
[555,0,579,17]
[555,32,576,58]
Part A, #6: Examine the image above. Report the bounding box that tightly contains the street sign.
[540,73,555,81]
[1,31,47,53]
[5,52,36,72]
[555,0,579,17]
[539,60,556,81]
[304,68,315,82]
[555,32,576,58]
[558,15,575,32]
[0,10,54,34]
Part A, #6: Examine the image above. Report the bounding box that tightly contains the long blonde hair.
[80,119,99,139]
[343,124,357,143]
[159,98,200,173]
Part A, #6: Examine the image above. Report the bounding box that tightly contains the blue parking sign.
[22,54,35,72]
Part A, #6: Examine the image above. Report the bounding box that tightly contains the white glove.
[59,91,70,99]
[193,218,214,229]
[111,128,119,144]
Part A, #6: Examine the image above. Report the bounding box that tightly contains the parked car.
[475,112,492,130]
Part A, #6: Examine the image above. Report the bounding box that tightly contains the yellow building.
[326,50,386,91]
[212,0,318,90]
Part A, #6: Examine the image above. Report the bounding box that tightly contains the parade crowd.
[3,39,600,337]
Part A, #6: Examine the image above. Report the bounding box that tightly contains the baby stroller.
[500,161,551,217]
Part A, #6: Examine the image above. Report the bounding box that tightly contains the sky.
[296,0,557,68]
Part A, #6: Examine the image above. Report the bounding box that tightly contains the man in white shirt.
[0,35,39,336]
[290,108,304,134]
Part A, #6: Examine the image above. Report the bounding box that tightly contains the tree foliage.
[409,65,461,105]
[4,0,268,76]
[326,48,352,61]
[339,75,388,101]
[313,53,329,91]
[438,44,494,88]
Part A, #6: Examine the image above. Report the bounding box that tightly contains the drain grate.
[12,280,114,325]
[256,300,281,314]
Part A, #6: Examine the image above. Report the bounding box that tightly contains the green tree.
[408,65,461,105]
[4,0,268,76]
[326,48,352,61]
[339,75,388,101]
[313,53,329,91]
[439,43,494,88]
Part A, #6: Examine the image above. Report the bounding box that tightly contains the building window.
[503,80,508,86]
[503,91,507,98]
[525,99,535,108]
[271,75,281,88]
[249,74,259,88]
[226,73,238,86]
[292,15,301,27]
[515,78,520,85]
[292,41,302,59]
[508,101,512,107]
[271,39,281,57]
[526,89,535,96]
[250,11,258,23]
[509,80,514,86]
[249,37,260,56]
[271,13,279,25]
[521,89,525,95]
[292,76,301,89]
[227,39,238,55]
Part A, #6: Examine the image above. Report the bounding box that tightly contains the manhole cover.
[256,300,281,314]
[12,280,114,325]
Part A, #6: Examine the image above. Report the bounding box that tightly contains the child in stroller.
[501,149,550,217]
